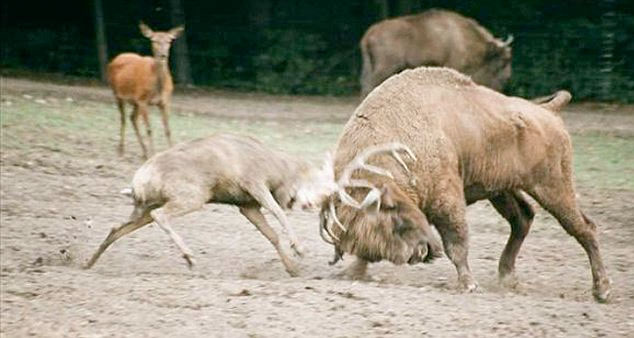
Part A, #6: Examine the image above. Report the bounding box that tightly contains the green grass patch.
[0,94,341,162]
[571,134,634,191]
[2,96,631,191]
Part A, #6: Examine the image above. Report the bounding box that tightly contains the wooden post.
[93,0,108,83]
[169,0,193,85]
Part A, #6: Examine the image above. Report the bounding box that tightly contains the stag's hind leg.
[150,201,203,268]
[489,190,535,288]
[84,206,154,269]
[528,181,611,302]
[239,206,299,277]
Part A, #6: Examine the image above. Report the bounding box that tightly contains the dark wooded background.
[1,0,632,101]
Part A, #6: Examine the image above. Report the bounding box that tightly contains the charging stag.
[321,67,611,303]
[85,133,338,277]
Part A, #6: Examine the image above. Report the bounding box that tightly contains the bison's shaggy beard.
[332,205,431,265]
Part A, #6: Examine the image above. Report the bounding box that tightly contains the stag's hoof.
[290,243,306,258]
[593,278,612,303]
[183,254,196,269]
[459,275,479,293]
[286,267,300,278]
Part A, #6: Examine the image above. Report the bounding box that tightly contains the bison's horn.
[503,34,514,47]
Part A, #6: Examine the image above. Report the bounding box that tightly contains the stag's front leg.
[240,207,299,277]
[248,184,305,258]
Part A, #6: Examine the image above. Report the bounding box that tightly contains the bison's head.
[473,35,513,92]
[319,143,443,266]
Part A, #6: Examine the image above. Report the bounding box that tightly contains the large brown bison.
[359,9,513,98]
[321,67,612,303]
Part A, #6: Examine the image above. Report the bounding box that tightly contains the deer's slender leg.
[130,103,149,159]
[138,103,154,156]
[116,99,127,156]
[84,207,153,269]
[247,184,305,258]
[239,206,299,277]
[150,202,202,268]
[158,101,173,147]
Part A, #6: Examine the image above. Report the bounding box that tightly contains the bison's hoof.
[498,273,520,289]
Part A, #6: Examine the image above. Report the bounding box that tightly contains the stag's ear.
[139,22,154,38]
[168,25,185,39]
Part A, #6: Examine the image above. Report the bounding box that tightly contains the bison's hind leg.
[489,190,535,289]
[527,181,612,303]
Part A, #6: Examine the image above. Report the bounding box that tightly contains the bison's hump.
[378,67,475,94]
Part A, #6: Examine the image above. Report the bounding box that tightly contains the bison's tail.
[359,37,374,99]
[537,90,572,113]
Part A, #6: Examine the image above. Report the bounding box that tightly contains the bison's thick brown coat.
[359,9,512,97]
[325,67,611,302]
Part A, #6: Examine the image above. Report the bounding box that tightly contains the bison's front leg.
[333,257,371,281]
[430,191,478,292]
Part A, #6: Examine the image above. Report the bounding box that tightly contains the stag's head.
[293,153,339,210]
[139,22,184,61]
[319,143,443,266]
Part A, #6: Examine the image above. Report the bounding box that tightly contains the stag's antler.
[320,142,416,244]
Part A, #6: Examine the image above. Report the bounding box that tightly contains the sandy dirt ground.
[1,78,633,337]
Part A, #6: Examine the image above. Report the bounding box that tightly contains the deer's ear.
[168,25,185,39]
[139,22,154,38]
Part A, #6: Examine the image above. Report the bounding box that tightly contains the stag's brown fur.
[326,67,611,302]
[360,9,512,97]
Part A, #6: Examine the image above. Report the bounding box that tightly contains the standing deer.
[107,22,184,159]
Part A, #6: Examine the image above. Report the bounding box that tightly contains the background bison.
[359,9,513,97]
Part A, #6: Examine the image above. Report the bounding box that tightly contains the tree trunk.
[92,0,108,83]
[169,0,193,85]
